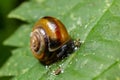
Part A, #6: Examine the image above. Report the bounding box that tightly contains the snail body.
[30,16,77,65]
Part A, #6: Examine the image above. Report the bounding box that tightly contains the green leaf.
[0,48,39,76]
[1,0,120,80]
[4,25,32,47]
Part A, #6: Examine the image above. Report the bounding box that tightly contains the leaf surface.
[1,0,120,80]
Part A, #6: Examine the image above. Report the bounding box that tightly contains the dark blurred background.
[0,0,28,79]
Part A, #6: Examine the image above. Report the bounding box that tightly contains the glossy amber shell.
[30,16,75,65]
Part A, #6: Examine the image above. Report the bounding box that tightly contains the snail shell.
[30,16,76,65]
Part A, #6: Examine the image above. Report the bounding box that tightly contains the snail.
[30,16,80,65]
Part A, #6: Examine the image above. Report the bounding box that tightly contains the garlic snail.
[30,16,79,65]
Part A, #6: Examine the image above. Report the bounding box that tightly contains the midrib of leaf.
[43,0,117,80]
[3,0,116,79]
[88,0,120,79]
[1,1,83,79]
[64,0,114,73]
[48,0,115,80]
[8,1,85,79]
[39,51,77,80]
[60,0,114,79]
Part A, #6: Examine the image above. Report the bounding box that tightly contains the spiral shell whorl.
[30,28,45,55]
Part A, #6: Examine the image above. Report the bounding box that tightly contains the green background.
[0,0,27,79]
